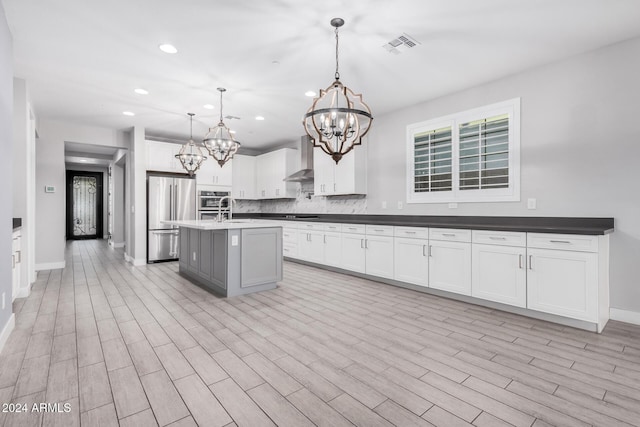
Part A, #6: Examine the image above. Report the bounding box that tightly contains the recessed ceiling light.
[255,116,265,121]
[123,111,135,116]
[134,88,148,95]
[158,44,178,54]
[80,159,87,162]
[203,104,214,110]
[305,90,317,97]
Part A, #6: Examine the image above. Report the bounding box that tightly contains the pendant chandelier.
[203,87,240,167]
[303,18,373,164]
[175,113,207,175]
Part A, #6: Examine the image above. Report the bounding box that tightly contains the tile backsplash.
[234,182,368,214]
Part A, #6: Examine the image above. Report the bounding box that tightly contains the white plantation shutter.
[407,99,520,203]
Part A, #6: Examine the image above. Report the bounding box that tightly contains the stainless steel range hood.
[283,135,314,182]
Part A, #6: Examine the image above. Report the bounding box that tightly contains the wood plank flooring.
[1,239,640,426]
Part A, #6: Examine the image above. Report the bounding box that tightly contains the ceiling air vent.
[383,33,420,55]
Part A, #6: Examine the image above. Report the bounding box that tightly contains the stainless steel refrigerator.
[147,174,196,263]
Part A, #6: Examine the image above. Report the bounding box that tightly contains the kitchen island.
[163,220,283,297]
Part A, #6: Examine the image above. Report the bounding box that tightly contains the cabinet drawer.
[394,226,429,239]
[324,223,342,233]
[472,230,526,247]
[342,224,366,235]
[430,228,471,242]
[527,233,598,253]
[366,225,394,236]
[282,229,297,244]
[298,222,326,231]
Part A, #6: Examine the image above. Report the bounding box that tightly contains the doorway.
[66,170,104,240]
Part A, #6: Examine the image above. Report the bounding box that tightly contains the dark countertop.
[234,213,614,235]
[13,218,22,230]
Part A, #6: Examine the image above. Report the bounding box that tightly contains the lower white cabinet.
[394,237,429,287]
[365,235,394,279]
[429,239,472,296]
[298,230,324,263]
[526,247,599,323]
[12,230,21,301]
[472,243,527,308]
[340,233,366,273]
[324,231,342,267]
[282,227,298,258]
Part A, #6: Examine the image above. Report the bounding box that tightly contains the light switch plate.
[381,201,387,209]
[527,198,537,209]
[397,201,403,210]
[44,186,55,193]
[231,235,239,246]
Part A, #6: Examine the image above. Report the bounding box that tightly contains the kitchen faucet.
[217,196,236,222]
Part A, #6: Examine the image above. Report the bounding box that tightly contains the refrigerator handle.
[169,183,174,221]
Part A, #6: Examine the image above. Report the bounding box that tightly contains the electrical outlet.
[448,203,458,209]
[2,292,5,310]
[397,201,403,210]
[527,198,537,210]
[381,201,387,209]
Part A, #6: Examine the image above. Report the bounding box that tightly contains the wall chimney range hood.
[284,135,314,182]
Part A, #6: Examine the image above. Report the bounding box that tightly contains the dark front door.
[66,171,103,240]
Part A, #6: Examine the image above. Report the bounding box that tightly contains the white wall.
[35,119,129,268]
[365,36,640,313]
[0,2,14,344]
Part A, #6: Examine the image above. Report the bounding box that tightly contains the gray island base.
[170,221,283,297]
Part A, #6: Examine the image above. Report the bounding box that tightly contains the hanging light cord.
[188,113,194,139]
[219,89,224,123]
[334,26,340,80]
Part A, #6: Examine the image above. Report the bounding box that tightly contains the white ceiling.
[4,0,640,151]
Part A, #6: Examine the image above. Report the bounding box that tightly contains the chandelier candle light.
[303,18,373,164]
[203,88,241,167]
[175,113,207,175]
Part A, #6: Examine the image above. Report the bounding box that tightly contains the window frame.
[407,98,520,204]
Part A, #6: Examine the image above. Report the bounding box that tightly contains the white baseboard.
[0,313,16,354]
[124,253,146,266]
[35,261,65,271]
[610,308,640,326]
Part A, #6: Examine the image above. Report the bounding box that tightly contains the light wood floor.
[1,240,640,427]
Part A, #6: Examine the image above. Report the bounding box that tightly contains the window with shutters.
[407,98,520,203]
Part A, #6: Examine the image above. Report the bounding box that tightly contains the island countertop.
[162,219,282,230]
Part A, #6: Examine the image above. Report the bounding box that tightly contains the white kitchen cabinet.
[282,226,299,259]
[526,233,601,324]
[324,231,342,267]
[231,154,257,199]
[256,148,298,199]
[197,157,233,188]
[394,237,429,287]
[146,140,183,173]
[12,229,21,301]
[365,226,394,279]
[313,146,367,196]
[472,243,527,308]
[429,229,472,296]
[298,229,325,263]
[341,232,366,273]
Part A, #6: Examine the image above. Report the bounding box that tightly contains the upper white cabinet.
[232,154,257,199]
[256,148,298,199]
[196,158,233,188]
[146,140,183,173]
[472,231,527,308]
[313,146,367,196]
[526,233,602,325]
[428,228,472,296]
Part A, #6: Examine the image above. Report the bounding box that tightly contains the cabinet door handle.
[192,252,197,261]
[490,236,506,240]
[324,235,327,244]
[529,255,533,270]
[550,240,571,244]
[519,254,523,269]
[360,239,364,249]
[422,245,427,257]
[16,250,21,263]
[348,227,357,231]
[374,229,385,232]
[12,254,15,268]
[429,245,433,257]
[442,233,456,237]
[365,239,368,249]
[334,183,336,192]
[405,231,416,234]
